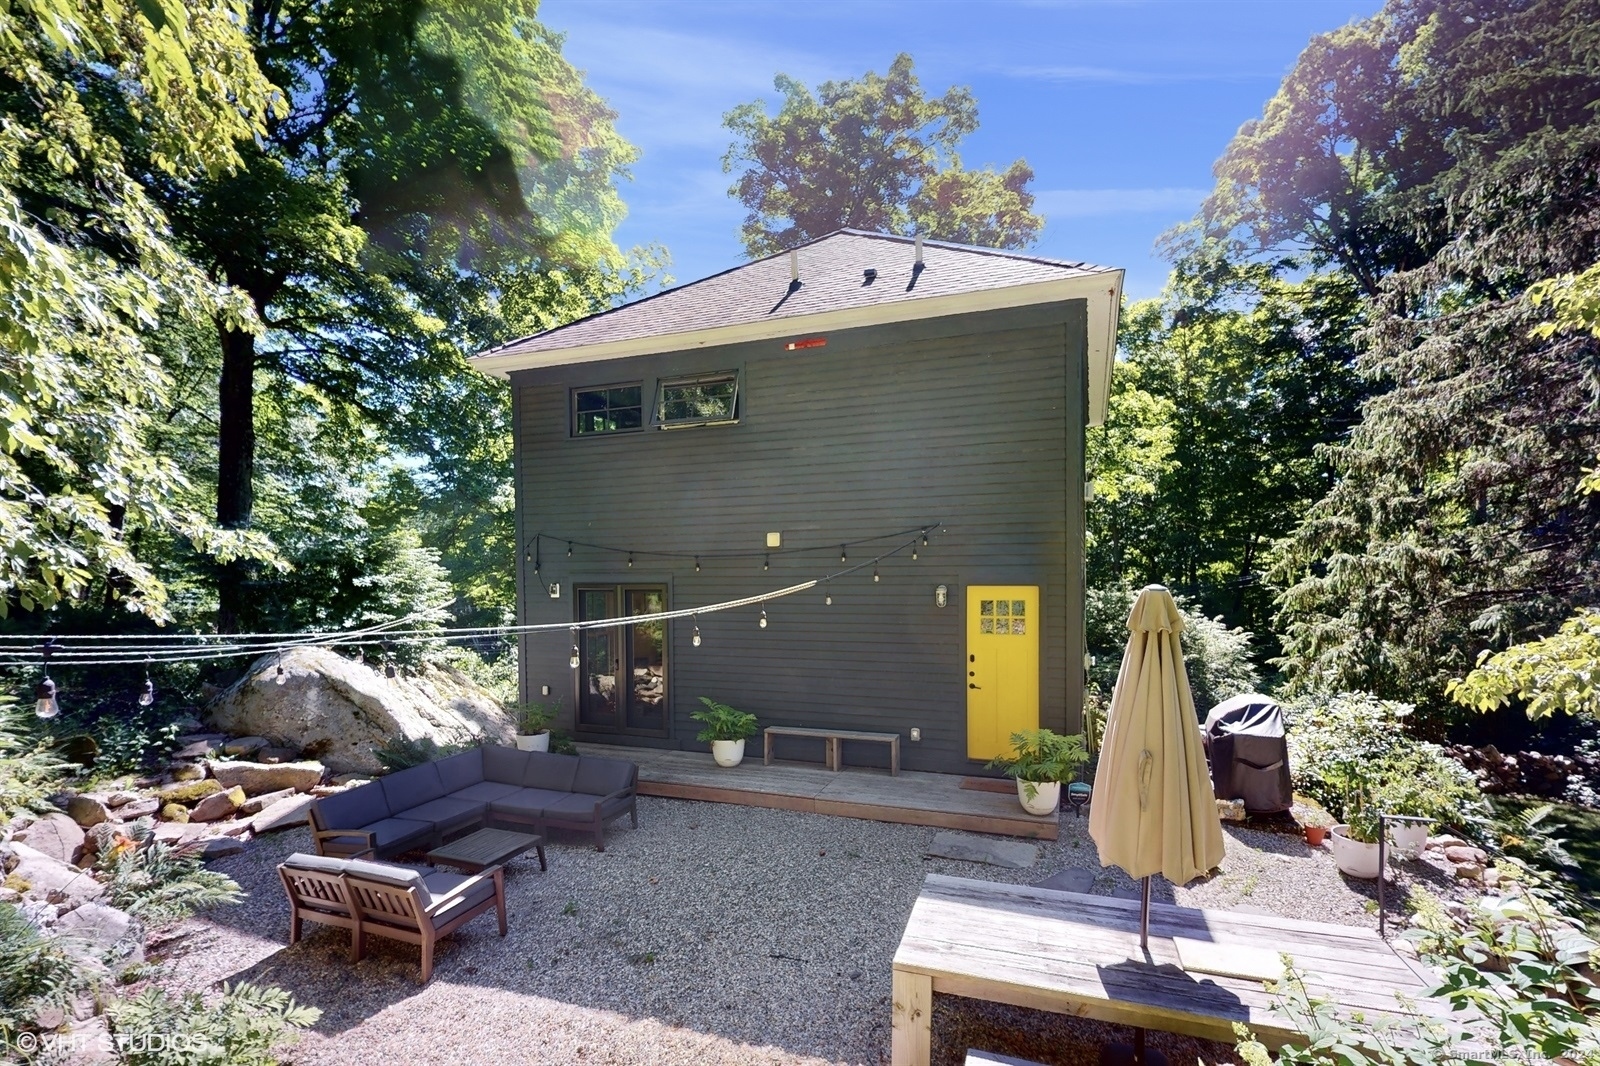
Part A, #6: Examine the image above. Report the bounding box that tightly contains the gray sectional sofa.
[308,745,638,858]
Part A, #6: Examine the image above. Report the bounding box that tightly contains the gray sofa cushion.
[522,752,580,791]
[396,797,484,833]
[346,858,431,908]
[540,793,603,819]
[434,748,485,793]
[282,852,351,875]
[359,817,435,854]
[422,871,496,918]
[448,781,523,804]
[572,756,633,796]
[482,745,530,784]
[314,782,391,830]
[379,763,447,812]
[487,787,575,819]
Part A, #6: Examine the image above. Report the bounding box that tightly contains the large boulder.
[2,842,104,909]
[206,646,514,773]
[19,814,86,866]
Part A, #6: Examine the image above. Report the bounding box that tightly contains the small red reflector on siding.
[785,337,827,350]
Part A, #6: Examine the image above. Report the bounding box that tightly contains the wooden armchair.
[278,855,363,960]
[343,860,507,983]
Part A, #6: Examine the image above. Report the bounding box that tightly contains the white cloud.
[1033,187,1211,219]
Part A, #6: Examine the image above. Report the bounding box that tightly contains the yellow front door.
[966,585,1040,760]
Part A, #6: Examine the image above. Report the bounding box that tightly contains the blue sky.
[540,0,1381,302]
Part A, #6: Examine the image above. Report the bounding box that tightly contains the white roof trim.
[472,270,1125,426]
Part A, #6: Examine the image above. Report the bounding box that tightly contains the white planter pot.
[1016,780,1061,817]
[1329,825,1382,878]
[711,739,746,767]
[515,731,550,752]
[1388,821,1429,860]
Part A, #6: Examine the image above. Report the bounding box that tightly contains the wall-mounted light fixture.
[548,582,561,599]
[934,585,948,608]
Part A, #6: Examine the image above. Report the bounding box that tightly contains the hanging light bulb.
[34,676,58,719]
[275,650,287,684]
[824,584,832,606]
[567,542,573,558]
[763,555,769,571]
[627,553,634,568]
[570,628,581,669]
[912,545,919,561]
[840,545,847,563]
[922,530,929,547]
[382,640,396,678]
[873,566,880,583]
[692,618,702,647]
[759,607,768,629]
[694,557,701,572]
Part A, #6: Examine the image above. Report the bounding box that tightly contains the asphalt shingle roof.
[476,229,1117,361]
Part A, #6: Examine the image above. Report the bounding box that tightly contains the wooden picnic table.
[891,874,1442,1066]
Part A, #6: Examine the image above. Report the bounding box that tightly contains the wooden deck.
[891,874,1442,1065]
[576,744,1057,840]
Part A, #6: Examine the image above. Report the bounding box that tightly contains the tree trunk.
[215,323,257,633]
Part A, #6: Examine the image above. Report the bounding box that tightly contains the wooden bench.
[764,726,900,776]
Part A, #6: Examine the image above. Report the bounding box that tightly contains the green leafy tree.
[723,53,1041,255]
[0,0,280,620]
[1199,0,1600,710]
[156,0,642,630]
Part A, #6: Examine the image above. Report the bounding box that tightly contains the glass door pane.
[578,588,619,729]
[626,588,666,733]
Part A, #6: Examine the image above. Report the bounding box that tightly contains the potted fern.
[987,729,1089,816]
[691,697,759,767]
[513,699,559,752]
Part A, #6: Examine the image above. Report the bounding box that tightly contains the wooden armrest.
[591,786,634,813]
[313,828,376,857]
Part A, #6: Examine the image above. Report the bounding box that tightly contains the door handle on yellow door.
[969,683,981,689]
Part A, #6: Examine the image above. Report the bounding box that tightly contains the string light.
[138,658,155,707]
[763,555,769,571]
[912,544,918,561]
[274,649,286,684]
[569,628,580,669]
[840,545,847,563]
[532,535,541,576]
[692,616,702,647]
[694,557,701,572]
[873,567,880,583]
[759,608,768,629]
[824,583,832,606]
[383,640,396,678]
[567,542,573,558]
[35,640,58,718]
[922,530,929,547]
[627,553,634,568]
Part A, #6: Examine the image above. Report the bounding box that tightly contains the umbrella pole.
[1139,875,1152,952]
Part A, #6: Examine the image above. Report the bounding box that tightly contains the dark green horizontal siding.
[510,301,1088,774]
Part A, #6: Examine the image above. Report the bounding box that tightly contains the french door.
[575,585,668,737]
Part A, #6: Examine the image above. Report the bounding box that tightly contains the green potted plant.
[512,699,559,752]
[987,729,1090,816]
[691,697,759,767]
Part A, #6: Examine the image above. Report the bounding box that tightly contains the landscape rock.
[21,814,86,865]
[190,786,246,822]
[330,774,371,786]
[195,836,246,860]
[0,886,20,903]
[56,901,144,965]
[58,1016,117,1065]
[1215,798,1247,822]
[151,823,208,847]
[1454,861,1485,880]
[248,794,316,835]
[168,763,207,782]
[206,645,514,774]
[1033,868,1095,893]
[158,780,223,806]
[117,797,159,820]
[4,842,104,908]
[1429,835,1470,850]
[257,746,302,764]
[239,788,297,815]
[103,792,140,809]
[222,735,270,756]
[208,759,325,796]
[924,831,1039,869]
[65,795,112,829]
[159,804,190,824]
[1443,845,1487,865]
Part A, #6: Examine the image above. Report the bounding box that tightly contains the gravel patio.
[152,797,1464,1066]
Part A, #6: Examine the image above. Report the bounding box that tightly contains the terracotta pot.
[1304,825,1327,847]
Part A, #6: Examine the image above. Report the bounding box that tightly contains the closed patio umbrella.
[1089,584,1224,949]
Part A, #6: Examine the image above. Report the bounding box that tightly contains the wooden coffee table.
[426,827,546,874]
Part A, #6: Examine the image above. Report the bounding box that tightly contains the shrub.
[0,697,69,820]
[1086,584,1261,715]
[1285,692,1485,831]
[374,732,475,772]
[0,902,106,1040]
[109,981,320,1066]
[987,729,1091,800]
[512,699,560,736]
[96,829,243,923]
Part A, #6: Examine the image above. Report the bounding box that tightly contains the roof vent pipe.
[914,235,923,267]
[789,249,798,283]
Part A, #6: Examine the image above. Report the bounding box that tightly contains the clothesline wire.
[525,521,938,562]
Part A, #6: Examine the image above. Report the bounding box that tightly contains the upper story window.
[655,372,739,429]
[572,384,643,436]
